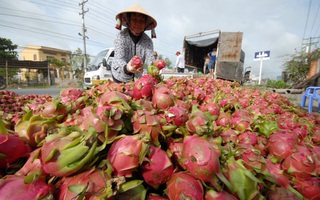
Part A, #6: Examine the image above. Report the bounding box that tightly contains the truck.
[83,48,114,89]
[182,30,245,83]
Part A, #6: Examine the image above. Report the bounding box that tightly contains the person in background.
[111,4,157,83]
[175,51,185,73]
[207,49,217,76]
[203,55,210,74]
[154,51,158,61]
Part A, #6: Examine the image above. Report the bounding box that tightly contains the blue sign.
[254,51,270,61]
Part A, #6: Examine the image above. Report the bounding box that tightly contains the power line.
[309,0,320,37]
[302,0,312,44]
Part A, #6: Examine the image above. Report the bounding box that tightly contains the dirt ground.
[282,93,320,113]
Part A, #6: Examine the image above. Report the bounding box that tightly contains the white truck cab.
[83,48,114,89]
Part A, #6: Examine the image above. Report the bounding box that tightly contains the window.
[33,54,37,61]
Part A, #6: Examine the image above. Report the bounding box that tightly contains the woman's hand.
[126,60,143,74]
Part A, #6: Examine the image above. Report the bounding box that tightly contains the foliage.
[48,57,67,68]
[266,79,290,89]
[282,48,320,84]
[70,48,90,79]
[0,37,18,60]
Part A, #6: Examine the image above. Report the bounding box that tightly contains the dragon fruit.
[131,55,143,69]
[141,146,174,189]
[267,130,297,163]
[116,179,147,200]
[180,135,232,191]
[293,177,320,200]
[152,86,175,110]
[266,185,301,200]
[185,105,212,136]
[98,91,132,113]
[14,112,58,148]
[282,147,316,178]
[0,175,54,199]
[165,171,204,200]
[224,156,263,200]
[15,148,44,176]
[133,74,157,100]
[165,106,188,127]
[132,109,162,146]
[57,168,124,199]
[107,134,149,177]
[0,119,31,169]
[260,159,303,199]
[154,60,166,70]
[40,126,100,177]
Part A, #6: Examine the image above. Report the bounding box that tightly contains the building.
[20,46,71,63]
[20,46,73,83]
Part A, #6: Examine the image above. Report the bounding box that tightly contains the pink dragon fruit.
[14,112,58,148]
[0,175,54,199]
[199,102,220,118]
[180,135,232,191]
[154,59,166,70]
[165,106,188,127]
[131,55,143,69]
[152,86,175,110]
[224,156,263,200]
[107,134,149,177]
[293,177,320,200]
[57,168,123,199]
[282,147,316,178]
[267,130,298,163]
[60,88,87,113]
[266,185,301,200]
[141,146,174,189]
[41,126,100,177]
[132,109,162,146]
[165,171,204,200]
[133,74,157,100]
[0,119,31,169]
[185,105,212,136]
[259,159,304,199]
[98,91,132,114]
[15,148,45,176]
[36,100,68,121]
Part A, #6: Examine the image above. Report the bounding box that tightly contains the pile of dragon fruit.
[0,64,320,199]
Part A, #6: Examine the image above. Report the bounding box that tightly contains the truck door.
[216,32,244,82]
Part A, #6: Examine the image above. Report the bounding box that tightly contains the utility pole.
[302,36,320,53]
[79,0,89,73]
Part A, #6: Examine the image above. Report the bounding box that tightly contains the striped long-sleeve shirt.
[111,28,154,83]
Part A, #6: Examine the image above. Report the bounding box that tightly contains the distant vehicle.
[182,30,245,83]
[83,48,114,89]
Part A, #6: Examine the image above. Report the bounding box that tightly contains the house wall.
[306,59,320,79]
[21,46,71,63]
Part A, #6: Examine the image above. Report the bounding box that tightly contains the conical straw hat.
[115,4,157,30]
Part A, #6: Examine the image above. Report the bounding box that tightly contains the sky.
[1,0,320,79]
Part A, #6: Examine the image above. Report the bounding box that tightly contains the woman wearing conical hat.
[111,4,157,83]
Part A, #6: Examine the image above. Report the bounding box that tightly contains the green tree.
[0,37,18,60]
[283,48,320,84]
[70,48,90,79]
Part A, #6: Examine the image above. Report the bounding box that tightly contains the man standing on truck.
[207,49,217,77]
[111,4,157,83]
[175,51,185,73]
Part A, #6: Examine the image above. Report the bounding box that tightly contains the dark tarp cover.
[185,37,218,47]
